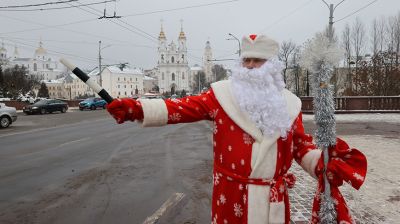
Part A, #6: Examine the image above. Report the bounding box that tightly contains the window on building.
[136,78,137,81]
[182,72,185,79]
[118,92,121,96]
[118,85,120,88]
[162,73,164,80]
[171,56,175,63]
[131,85,133,88]
[182,54,184,60]
[34,63,37,71]
[125,91,127,95]
[124,85,126,88]
[124,77,126,81]
[118,77,120,81]
[172,73,175,81]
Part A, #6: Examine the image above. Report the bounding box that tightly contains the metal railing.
[301,96,400,113]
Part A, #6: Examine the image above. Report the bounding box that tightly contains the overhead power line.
[66,1,158,42]
[259,0,314,32]
[0,0,115,12]
[0,0,78,9]
[334,0,379,23]
[123,0,240,17]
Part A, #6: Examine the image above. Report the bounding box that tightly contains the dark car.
[23,99,68,115]
[79,97,107,110]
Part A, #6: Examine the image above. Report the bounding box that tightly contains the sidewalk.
[289,114,400,223]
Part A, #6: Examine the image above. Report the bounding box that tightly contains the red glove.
[314,138,367,189]
[106,98,144,124]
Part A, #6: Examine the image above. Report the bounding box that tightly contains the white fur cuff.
[300,149,322,178]
[139,99,168,127]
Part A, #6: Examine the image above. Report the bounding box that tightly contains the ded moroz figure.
[107,34,367,224]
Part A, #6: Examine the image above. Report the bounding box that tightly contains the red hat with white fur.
[241,34,279,60]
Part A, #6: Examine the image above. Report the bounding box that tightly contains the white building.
[156,24,190,94]
[143,76,158,93]
[203,40,214,83]
[8,41,63,81]
[101,65,144,98]
[190,65,203,93]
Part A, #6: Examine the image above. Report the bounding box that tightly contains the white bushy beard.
[230,57,292,137]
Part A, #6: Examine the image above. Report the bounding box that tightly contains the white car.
[0,103,18,128]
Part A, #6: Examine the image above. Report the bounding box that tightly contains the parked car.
[79,97,107,110]
[0,103,17,128]
[23,99,68,115]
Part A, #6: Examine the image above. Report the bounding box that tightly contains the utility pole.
[98,40,102,86]
[321,0,345,42]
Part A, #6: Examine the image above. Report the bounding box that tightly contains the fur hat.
[241,34,279,60]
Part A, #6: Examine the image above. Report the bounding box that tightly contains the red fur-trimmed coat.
[137,80,365,224]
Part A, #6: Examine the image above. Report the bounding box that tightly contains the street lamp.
[98,40,112,87]
[227,33,241,56]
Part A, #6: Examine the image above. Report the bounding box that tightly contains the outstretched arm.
[107,90,218,127]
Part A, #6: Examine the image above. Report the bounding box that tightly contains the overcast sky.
[0,0,399,70]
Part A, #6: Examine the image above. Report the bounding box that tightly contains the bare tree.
[278,40,297,83]
[351,17,366,65]
[351,17,366,93]
[393,12,400,65]
[371,18,380,55]
[341,23,352,93]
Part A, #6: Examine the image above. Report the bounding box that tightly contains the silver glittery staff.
[60,58,114,103]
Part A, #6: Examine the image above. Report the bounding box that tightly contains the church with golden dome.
[2,40,63,81]
[156,22,191,94]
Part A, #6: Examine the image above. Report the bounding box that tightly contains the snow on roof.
[190,65,203,71]
[42,79,63,84]
[144,75,156,80]
[12,58,31,61]
[106,65,143,75]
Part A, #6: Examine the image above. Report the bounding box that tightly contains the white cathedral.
[156,23,213,94]
[0,41,63,81]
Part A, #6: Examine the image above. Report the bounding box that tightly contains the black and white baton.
[60,58,114,103]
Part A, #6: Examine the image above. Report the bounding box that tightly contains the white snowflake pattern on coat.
[209,109,219,119]
[233,203,243,217]
[353,172,364,181]
[168,113,181,121]
[214,173,221,186]
[170,98,182,104]
[213,121,218,134]
[220,194,227,205]
[242,133,253,145]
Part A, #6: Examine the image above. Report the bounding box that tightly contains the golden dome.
[159,30,166,40]
[35,41,47,55]
[179,31,186,39]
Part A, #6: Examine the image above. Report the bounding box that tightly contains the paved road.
[0,110,213,224]
[0,111,399,223]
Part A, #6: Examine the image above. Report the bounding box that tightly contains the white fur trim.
[138,99,168,127]
[300,149,322,178]
[248,185,270,224]
[241,35,279,60]
[269,202,285,224]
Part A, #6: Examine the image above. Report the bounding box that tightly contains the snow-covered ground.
[303,113,400,123]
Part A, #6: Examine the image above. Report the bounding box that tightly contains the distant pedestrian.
[107,34,367,224]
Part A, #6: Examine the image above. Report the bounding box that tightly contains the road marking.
[142,192,186,224]
[0,118,109,138]
[58,137,91,147]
